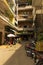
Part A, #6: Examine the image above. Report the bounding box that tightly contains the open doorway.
[0,32,2,45]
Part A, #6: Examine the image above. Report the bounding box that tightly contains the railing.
[18,1,32,7]
[20,27,33,30]
[17,16,33,21]
[18,6,33,11]
[16,27,34,31]
[18,14,28,17]
[0,13,10,22]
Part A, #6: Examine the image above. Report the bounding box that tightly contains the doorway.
[0,32,2,45]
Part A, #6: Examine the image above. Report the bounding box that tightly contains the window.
[27,0,32,5]
[24,25,27,28]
